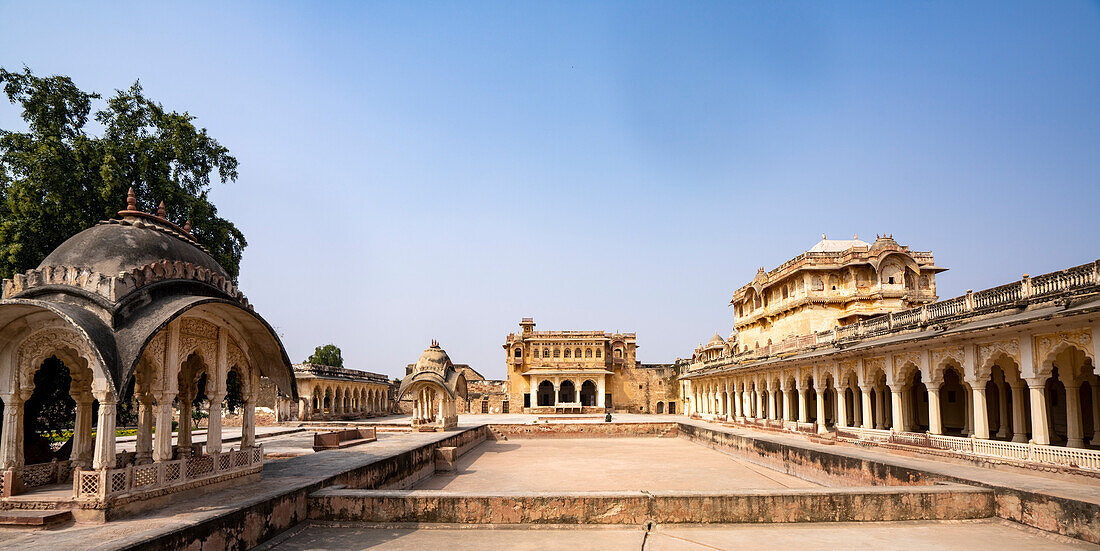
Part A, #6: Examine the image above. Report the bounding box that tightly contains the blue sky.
[1,2,1098,379]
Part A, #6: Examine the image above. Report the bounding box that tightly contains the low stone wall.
[118,426,488,550]
[307,485,993,524]
[678,423,933,487]
[680,423,1100,544]
[489,422,677,439]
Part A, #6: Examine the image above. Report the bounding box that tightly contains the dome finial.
[126,187,137,211]
[157,201,166,218]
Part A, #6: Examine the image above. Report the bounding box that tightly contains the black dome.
[39,218,230,280]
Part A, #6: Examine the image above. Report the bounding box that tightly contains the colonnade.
[298,381,389,421]
[683,326,1100,448]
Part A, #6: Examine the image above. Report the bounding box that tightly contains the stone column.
[836,386,848,428]
[875,389,886,429]
[241,395,256,448]
[927,383,943,435]
[964,389,973,436]
[299,398,310,421]
[207,392,226,454]
[1065,384,1083,448]
[1027,379,1050,445]
[135,394,154,464]
[70,393,95,468]
[529,378,538,410]
[0,393,24,469]
[815,388,827,433]
[726,386,734,421]
[781,388,790,421]
[178,388,193,455]
[91,391,117,470]
[1091,382,1100,446]
[890,386,907,432]
[153,395,175,462]
[797,388,808,423]
[860,386,873,429]
[1010,383,1028,443]
[970,384,990,439]
[996,383,1010,439]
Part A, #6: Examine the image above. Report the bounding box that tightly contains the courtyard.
[413,437,817,492]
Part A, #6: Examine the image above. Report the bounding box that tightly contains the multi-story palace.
[682,234,1100,452]
[723,235,944,357]
[504,318,679,414]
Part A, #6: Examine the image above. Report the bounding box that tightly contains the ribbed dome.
[39,218,229,280]
[414,342,453,373]
[707,332,725,346]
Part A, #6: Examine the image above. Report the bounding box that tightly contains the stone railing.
[836,426,1100,472]
[73,445,263,500]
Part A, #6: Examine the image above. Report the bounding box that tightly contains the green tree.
[0,67,245,279]
[306,344,343,367]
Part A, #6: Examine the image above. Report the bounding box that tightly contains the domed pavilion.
[0,189,296,519]
[397,341,466,430]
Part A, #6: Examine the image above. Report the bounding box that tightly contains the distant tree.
[306,344,343,367]
[0,67,245,279]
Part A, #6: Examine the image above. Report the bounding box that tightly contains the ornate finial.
[183,220,192,233]
[157,201,166,218]
[821,233,826,240]
[126,187,137,211]
[853,233,858,239]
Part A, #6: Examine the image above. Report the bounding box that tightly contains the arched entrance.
[580,380,597,406]
[558,380,576,404]
[537,380,555,406]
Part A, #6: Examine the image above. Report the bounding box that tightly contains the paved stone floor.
[415,437,817,491]
[261,520,1094,550]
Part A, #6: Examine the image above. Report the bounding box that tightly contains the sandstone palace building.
[504,318,679,414]
[683,235,1100,452]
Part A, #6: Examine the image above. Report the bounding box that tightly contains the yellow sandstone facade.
[714,235,943,358]
[504,318,679,413]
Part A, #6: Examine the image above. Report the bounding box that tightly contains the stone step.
[0,509,73,527]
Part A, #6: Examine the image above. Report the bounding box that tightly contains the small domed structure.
[0,189,295,511]
[397,341,467,430]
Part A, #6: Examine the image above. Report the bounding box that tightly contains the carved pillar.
[781,387,790,421]
[927,383,943,435]
[1027,379,1050,445]
[797,387,808,423]
[859,386,873,429]
[1065,384,1083,448]
[1010,383,1028,443]
[890,385,907,432]
[177,387,193,456]
[964,388,973,436]
[135,393,154,464]
[836,386,848,428]
[875,388,886,429]
[996,382,1010,439]
[69,393,94,468]
[241,394,255,448]
[153,395,175,462]
[0,393,25,469]
[1091,382,1100,446]
[814,385,827,433]
[970,384,990,439]
[91,390,117,470]
[207,392,226,454]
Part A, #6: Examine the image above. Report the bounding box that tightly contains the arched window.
[564,348,571,358]
[614,348,622,358]
[543,348,550,357]
[553,348,560,358]
[829,275,839,291]
[514,348,522,358]
[585,348,592,358]
[782,286,788,299]
[574,348,582,358]
[919,275,930,289]
[533,348,540,358]
[595,348,602,358]
[811,276,824,291]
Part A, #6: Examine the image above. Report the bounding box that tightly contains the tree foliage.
[306,344,344,367]
[0,67,245,279]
